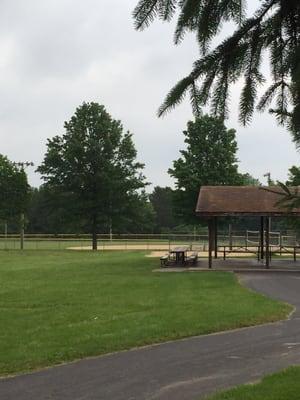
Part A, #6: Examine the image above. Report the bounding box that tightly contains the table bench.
[160,250,198,267]
[160,254,169,267]
[185,252,198,265]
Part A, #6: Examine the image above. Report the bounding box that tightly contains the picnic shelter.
[196,186,300,269]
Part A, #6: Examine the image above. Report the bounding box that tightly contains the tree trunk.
[92,214,98,251]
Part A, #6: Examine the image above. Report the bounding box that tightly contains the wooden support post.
[214,217,218,259]
[211,218,215,252]
[279,233,282,255]
[208,219,213,269]
[265,217,270,269]
[229,223,233,250]
[260,216,264,260]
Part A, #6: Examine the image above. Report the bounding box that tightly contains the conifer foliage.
[133,0,300,142]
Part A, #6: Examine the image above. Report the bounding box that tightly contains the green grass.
[0,251,291,376]
[205,367,300,399]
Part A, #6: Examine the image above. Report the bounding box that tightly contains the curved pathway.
[1,273,300,400]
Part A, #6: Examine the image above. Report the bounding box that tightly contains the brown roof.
[196,186,300,216]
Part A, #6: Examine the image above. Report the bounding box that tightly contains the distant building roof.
[196,186,300,216]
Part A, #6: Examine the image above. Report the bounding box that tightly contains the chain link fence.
[2,231,295,251]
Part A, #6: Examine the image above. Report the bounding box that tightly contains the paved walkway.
[1,274,300,400]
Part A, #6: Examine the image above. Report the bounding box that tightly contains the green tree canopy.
[169,115,242,223]
[240,172,261,186]
[120,191,156,233]
[133,0,300,142]
[26,186,81,234]
[286,165,300,185]
[149,186,176,232]
[26,186,155,234]
[0,154,29,222]
[38,102,147,249]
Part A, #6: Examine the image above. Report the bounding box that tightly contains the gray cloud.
[0,0,298,188]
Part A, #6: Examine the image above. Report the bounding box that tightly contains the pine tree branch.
[159,0,279,116]
[133,0,160,30]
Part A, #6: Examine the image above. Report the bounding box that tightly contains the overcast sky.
[0,0,298,189]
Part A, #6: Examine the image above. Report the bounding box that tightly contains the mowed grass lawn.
[206,367,300,400]
[0,251,291,376]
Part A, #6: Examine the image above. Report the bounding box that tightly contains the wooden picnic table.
[170,246,190,264]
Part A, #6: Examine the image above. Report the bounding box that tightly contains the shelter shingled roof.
[196,186,300,217]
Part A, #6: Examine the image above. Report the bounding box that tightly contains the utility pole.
[263,172,272,186]
[13,161,34,250]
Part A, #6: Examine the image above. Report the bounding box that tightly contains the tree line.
[1,102,300,248]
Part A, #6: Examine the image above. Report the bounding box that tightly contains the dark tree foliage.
[133,0,300,142]
[27,186,155,234]
[261,167,300,214]
[26,186,83,234]
[169,115,242,223]
[0,154,29,223]
[286,165,300,185]
[281,167,300,231]
[149,186,176,232]
[38,102,147,249]
[239,172,261,186]
[119,192,156,233]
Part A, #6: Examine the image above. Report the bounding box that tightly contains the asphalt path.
[1,273,300,400]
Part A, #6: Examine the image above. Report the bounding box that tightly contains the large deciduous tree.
[169,115,242,223]
[133,0,300,142]
[0,154,29,224]
[38,102,147,250]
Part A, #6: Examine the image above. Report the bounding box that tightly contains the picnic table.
[170,246,190,265]
[160,246,198,267]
